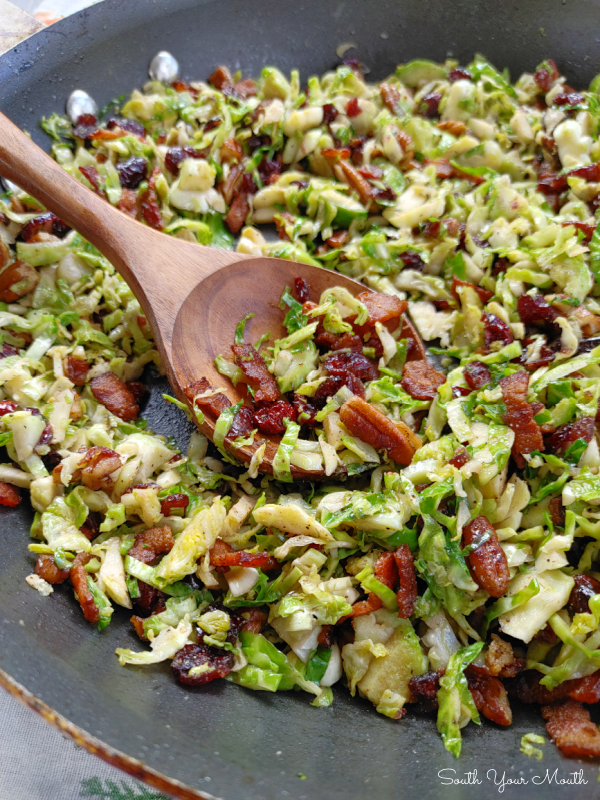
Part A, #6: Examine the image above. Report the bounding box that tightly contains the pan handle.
[0,0,44,55]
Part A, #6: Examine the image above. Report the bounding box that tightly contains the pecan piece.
[339,395,421,466]
[129,526,174,564]
[462,515,510,598]
[401,360,445,400]
[394,544,417,618]
[0,260,39,302]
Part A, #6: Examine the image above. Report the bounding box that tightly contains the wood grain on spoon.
[0,111,426,479]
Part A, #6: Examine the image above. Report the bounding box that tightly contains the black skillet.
[1,1,600,797]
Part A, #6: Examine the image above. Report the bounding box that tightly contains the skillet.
[1,1,600,797]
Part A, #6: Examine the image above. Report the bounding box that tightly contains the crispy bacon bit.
[0,480,21,507]
[486,634,524,678]
[483,312,514,350]
[78,446,122,491]
[354,290,407,332]
[254,399,297,434]
[225,191,249,234]
[543,700,600,758]
[569,573,600,614]
[208,65,234,92]
[133,581,163,614]
[117,187,139,218]
[380,83,400,114]
[231,343,280,403]
[401,360,445,401]
[210,538,278,571]
[90,372,139,421]
[336,159,378,208]
[234,78,257,99]
[35,554,70,584]
[294,277,311,304]
[546,416,595,456]
[321,103,338,125]
[562,220,597,241]
[358,164,384,181]
[537,163,568,196]
[184,377,231,417]
[20,212,69,241]
[467,670,512,726]
[318,625,335,647]
[70,553,99,623]
[449,447,469,468]
[321,147,351,162]
[315,331,362,352]
[565,672,600,705]
[0,260,39,302]
[451,277,493,306]
[80,510,101,540]
[500,370,544,468]
[79,165,106,197]
[349,552,397,618]
[339,395,422,465]
[241,608,268,634]
[129,526,174,564]
[548,496,566,528]
[409,670,442,712]
[160,493,189,516]
[464,360,491,391]
[140,166,164,230]
[227,405,255,440]
[534,59,560,92]
[324,351,379,383]
[171,642,233,686]
[64,356,89,386]
[394,544,417,618]
[462,516,510,598]
[221,137,244,163]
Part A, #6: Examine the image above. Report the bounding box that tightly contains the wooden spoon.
[0,111,426,480]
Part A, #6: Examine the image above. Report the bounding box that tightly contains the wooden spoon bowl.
[0,111,425,479]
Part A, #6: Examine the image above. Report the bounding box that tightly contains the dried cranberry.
[464,361,491,390]
[292,394,318,427]
[534,60,560,92]
[253,400,297,435]
[294,277,311,304]
[116,157,147,189]
[20,212,70,241]
[517,294,559,327]
[400,251,426,271]
[36,422,53,449]
[164,145,205,175]
[569,163,600,183]
[171,643,233,686]
[452,277,493,305]
[313,374,365,406]
[545,416,595,456]
[204,117,222,132]
[449,67,472,82]
[41,450,62,472]
[160,493,189,516]
[0,400,18,417]
[537,164,568,195]
[420,220,442,239]
[242,173,258,194]
[554,92,585,107]
[106,116,145,137]
[342,56,365,77]
[346,97,361,118]
[449,447,469,468]
[578,336,600,354]
[258,154,282,185]
[324,351,378,382]
[569,574,600,614]
[322,103,338,125]
[227,405,255,439]
[483,312,514,351]
[72,113,98,138]
[418,92,441,118]
[562,221,596,241]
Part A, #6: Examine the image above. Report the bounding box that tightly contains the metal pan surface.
[1,1,600,796]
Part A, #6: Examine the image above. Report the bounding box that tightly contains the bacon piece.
[70,553,99,624]
[467,670,512,726]
[451,277,493,306]
[567,673,600,705]
[79,165,106,197]
[348,551,397,618]
[209,538,278,571]
[160,493,189,516]
[234,78,257,99]
[20,212,69,241]
[317,624,335,647]
[221,137,244,163]
[80,510,102,540]
[409,670,442,712]
[508,670,567,704]
[117,187,139,218]
[569,573,600,614]
[324,351,379,382]
[462,516,510,598]
[0,480,21,507]
[64,355,89,386]
[90,372,139,421]
[543,700,600,758]
[172,642,233,685]
[77,446,122,492]
[242,607,268,634]
[208,65,234,93]
[129,526,174,564]
[339,395,421,465]
[314,331,362,352]
[485,634,524,678]
[401,360,445,401]
[546,416,595,457]
[34,554,70,584]
[231,343,280,403]
[517,293,559,327]
[225,191,249,234]
[380,83,400,114]
[140,166,163,230]
[133,581,164,614]
[548,496,566,528]
[0,260,39,302]
[184,378,231,417]
[500,370,544,468]
[354,290,407,333]
[394,544,417,618]
[464,360,491,391]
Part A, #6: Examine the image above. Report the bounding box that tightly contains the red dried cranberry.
[569,163,600,182]
[292,394,318,427]
[41,450,62,472]
[483,312,514,350]
[171,642,233,686]
[227,405,255,439]
[569,574,600,614]
[72,113,98,138]
[294,277,311,304]
[554,92,585,107]
[418,92,442,118]
[537,164,568,195]
[400,251,426,270]
[36,422,53,449]
[449,447,469,468]
[534,60,560,92]
[116,157,147,189]
[464,361,491,390]
[258,154,282,185]
[0,344,19,358]
[160,493,190,516]
[322,103,338,125]
[452,385,472,397]
[324,351,378,382]
[253,400,297,434]
[242,173,258,194]
[346,97,361,118]
[420,220,442,239]
[313,374,365,406]
[204,117,222,132]
[342,56,365,77]
[20,212,70,241]
[449,67,472,82]
[562,221,596,241]
[0,400,18,416]
[517,294,559,327]
[164,145,205,175]
[106,116,145,137]
[545,416,595,456]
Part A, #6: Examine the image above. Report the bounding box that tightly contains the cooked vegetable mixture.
[3,52,600,759]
